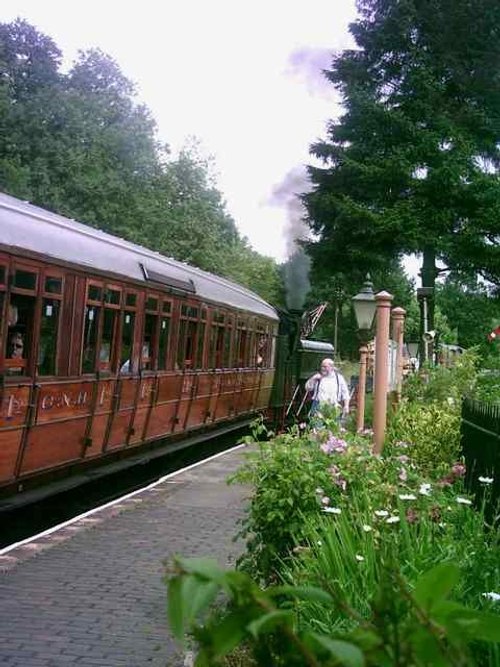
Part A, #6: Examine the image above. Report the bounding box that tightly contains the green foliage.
[0,19,285,305]
[403,349,479,404]
[166,557,500,666]
[232,426,336,583]
[304,0,500,295]
[387,351,478,470]
[387,402,461,472]
[437,279,500,354]
[305,262,416,361]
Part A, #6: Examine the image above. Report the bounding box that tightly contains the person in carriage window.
[305,358,350,422]
[8,331,24,359]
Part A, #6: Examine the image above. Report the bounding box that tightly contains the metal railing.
[461,398,500,517]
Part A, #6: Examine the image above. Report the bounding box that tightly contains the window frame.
[177,300,201,370]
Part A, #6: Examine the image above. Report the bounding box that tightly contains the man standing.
[305,358,350,421]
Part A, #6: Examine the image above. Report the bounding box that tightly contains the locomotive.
[0,192,330,507]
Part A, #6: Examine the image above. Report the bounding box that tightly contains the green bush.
[387,401,461,472]
[403,349,479,404]
[232,427,335,583]
[166,557,500,666]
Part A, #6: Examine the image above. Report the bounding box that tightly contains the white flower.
[321,496,330,506]
[362,524,373,532]
[323,507,342,515]
[419,483,432,496]
[386,516,400,524]
[315,487,324,495]
[374,510,389,517]
[355,554,365,562]
[317,540,322,546]
[398,494,417,501]
[456,496,472,505]
[438,522,447,528]
[478,476,494,485]
[482,592,500,602]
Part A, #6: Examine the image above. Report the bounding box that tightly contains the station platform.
[0,444,251,667]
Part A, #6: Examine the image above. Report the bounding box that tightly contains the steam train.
[0,192,330,507]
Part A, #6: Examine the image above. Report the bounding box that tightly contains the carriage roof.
[0,192,278,321]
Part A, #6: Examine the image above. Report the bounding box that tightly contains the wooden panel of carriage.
[0,369,274,484]
[0,248,278,488]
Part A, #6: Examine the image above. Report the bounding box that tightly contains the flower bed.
[167,357,500,665]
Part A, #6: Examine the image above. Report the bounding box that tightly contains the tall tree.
[0,20,285,305]
[305,0,500,333]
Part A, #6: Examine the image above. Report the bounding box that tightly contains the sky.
[2,0,422,281]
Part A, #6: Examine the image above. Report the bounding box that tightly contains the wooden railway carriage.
[0,192,278,498]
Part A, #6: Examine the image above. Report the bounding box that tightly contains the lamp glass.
[352,280,376,331]
[407,341,419,358]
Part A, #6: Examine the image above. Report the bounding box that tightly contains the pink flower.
[396,441,409,449]
[321,435,348,455]
[437,475,453,488]
[398,455,409,464]
[329,465,348,492]
[333,477,347,492]
[399,467,408,482]
[451,462,466,478]
[321,496,330,506]
[406,508,418,524]
[320,441,333,454]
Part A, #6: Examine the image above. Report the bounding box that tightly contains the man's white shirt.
[305,372,350,408]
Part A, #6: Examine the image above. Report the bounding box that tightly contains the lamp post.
[407,341,419,371]
[352,278,377,333]
[352,278,377,432]
[373,291,394,455]
[391,307,406,403]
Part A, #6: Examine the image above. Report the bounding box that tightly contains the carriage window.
[44,276,62,294]
[104,288,120,305]
[183,321,197,368]
[87,284,102,302]
[223,327,232,368]
[125,293,137,308]
[5,294,35,375]
[82,306,100,373]
[0,266,6,285]
[38,299,60,375]
[236,330,248,368]
[209,325,225,369]
[142,313,157,370]
[100,309,117,370]
[120,311,135,374]
[158,317,170,371]
[162,301,171,314]
[13,269,37,291]
[196,323,205,368]
[146,297,158,311]
[257,333,267,368]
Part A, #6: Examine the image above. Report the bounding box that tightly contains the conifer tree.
[305,0,500,331]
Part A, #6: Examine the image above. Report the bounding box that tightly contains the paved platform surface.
[0,445,252,667]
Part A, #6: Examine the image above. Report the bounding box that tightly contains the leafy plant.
[387,401,461,472]
[166,558,500,666]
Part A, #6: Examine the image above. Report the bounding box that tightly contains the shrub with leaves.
[386,401,461,472]
[166,557,500,666]
[232,426,336,583]
[403,349,479,405]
